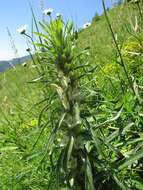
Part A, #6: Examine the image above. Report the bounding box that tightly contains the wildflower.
[22,62,27,67]
[56,13,62,18]
[83,22,91,29]
[17,24,28,34]
[43,8,53,16]
[26,48,31,52]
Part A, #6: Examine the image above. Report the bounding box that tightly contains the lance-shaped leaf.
[63,136,74,171]
[85,155,94,190]
[118,149,143,170]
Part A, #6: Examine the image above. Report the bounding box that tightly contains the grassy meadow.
[1,0,143,189]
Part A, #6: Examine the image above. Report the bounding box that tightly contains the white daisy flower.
[22,62,27,67]
[26,48,31,52]
[17,24,28,34]
[56,13,62,18]
[43,8,53,16]
[83,22,91,29]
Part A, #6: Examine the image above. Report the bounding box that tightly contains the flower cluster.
[17,8,63,35]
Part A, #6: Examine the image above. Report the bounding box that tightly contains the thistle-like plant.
[33,16,96,189]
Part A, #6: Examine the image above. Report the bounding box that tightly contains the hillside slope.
[0,55,30,72]
[78,3,139,66]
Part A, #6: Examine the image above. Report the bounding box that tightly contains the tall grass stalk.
[102,0,135,95]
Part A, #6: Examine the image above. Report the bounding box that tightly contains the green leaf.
[85,155,94,190]
[106,129,119,142]
[113,174,129,190]
[0,146,18,152]
[131,179,143,190]
[118,149,143,170]
[95,106,123,129]
[122,122,134,135]
[91,128,104,157]
[63,136,74,171]
[66,136,74,166]
[37,113,66,168]
[34,32,49,40]
[39,21,50,35]
[34,42,49,49]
